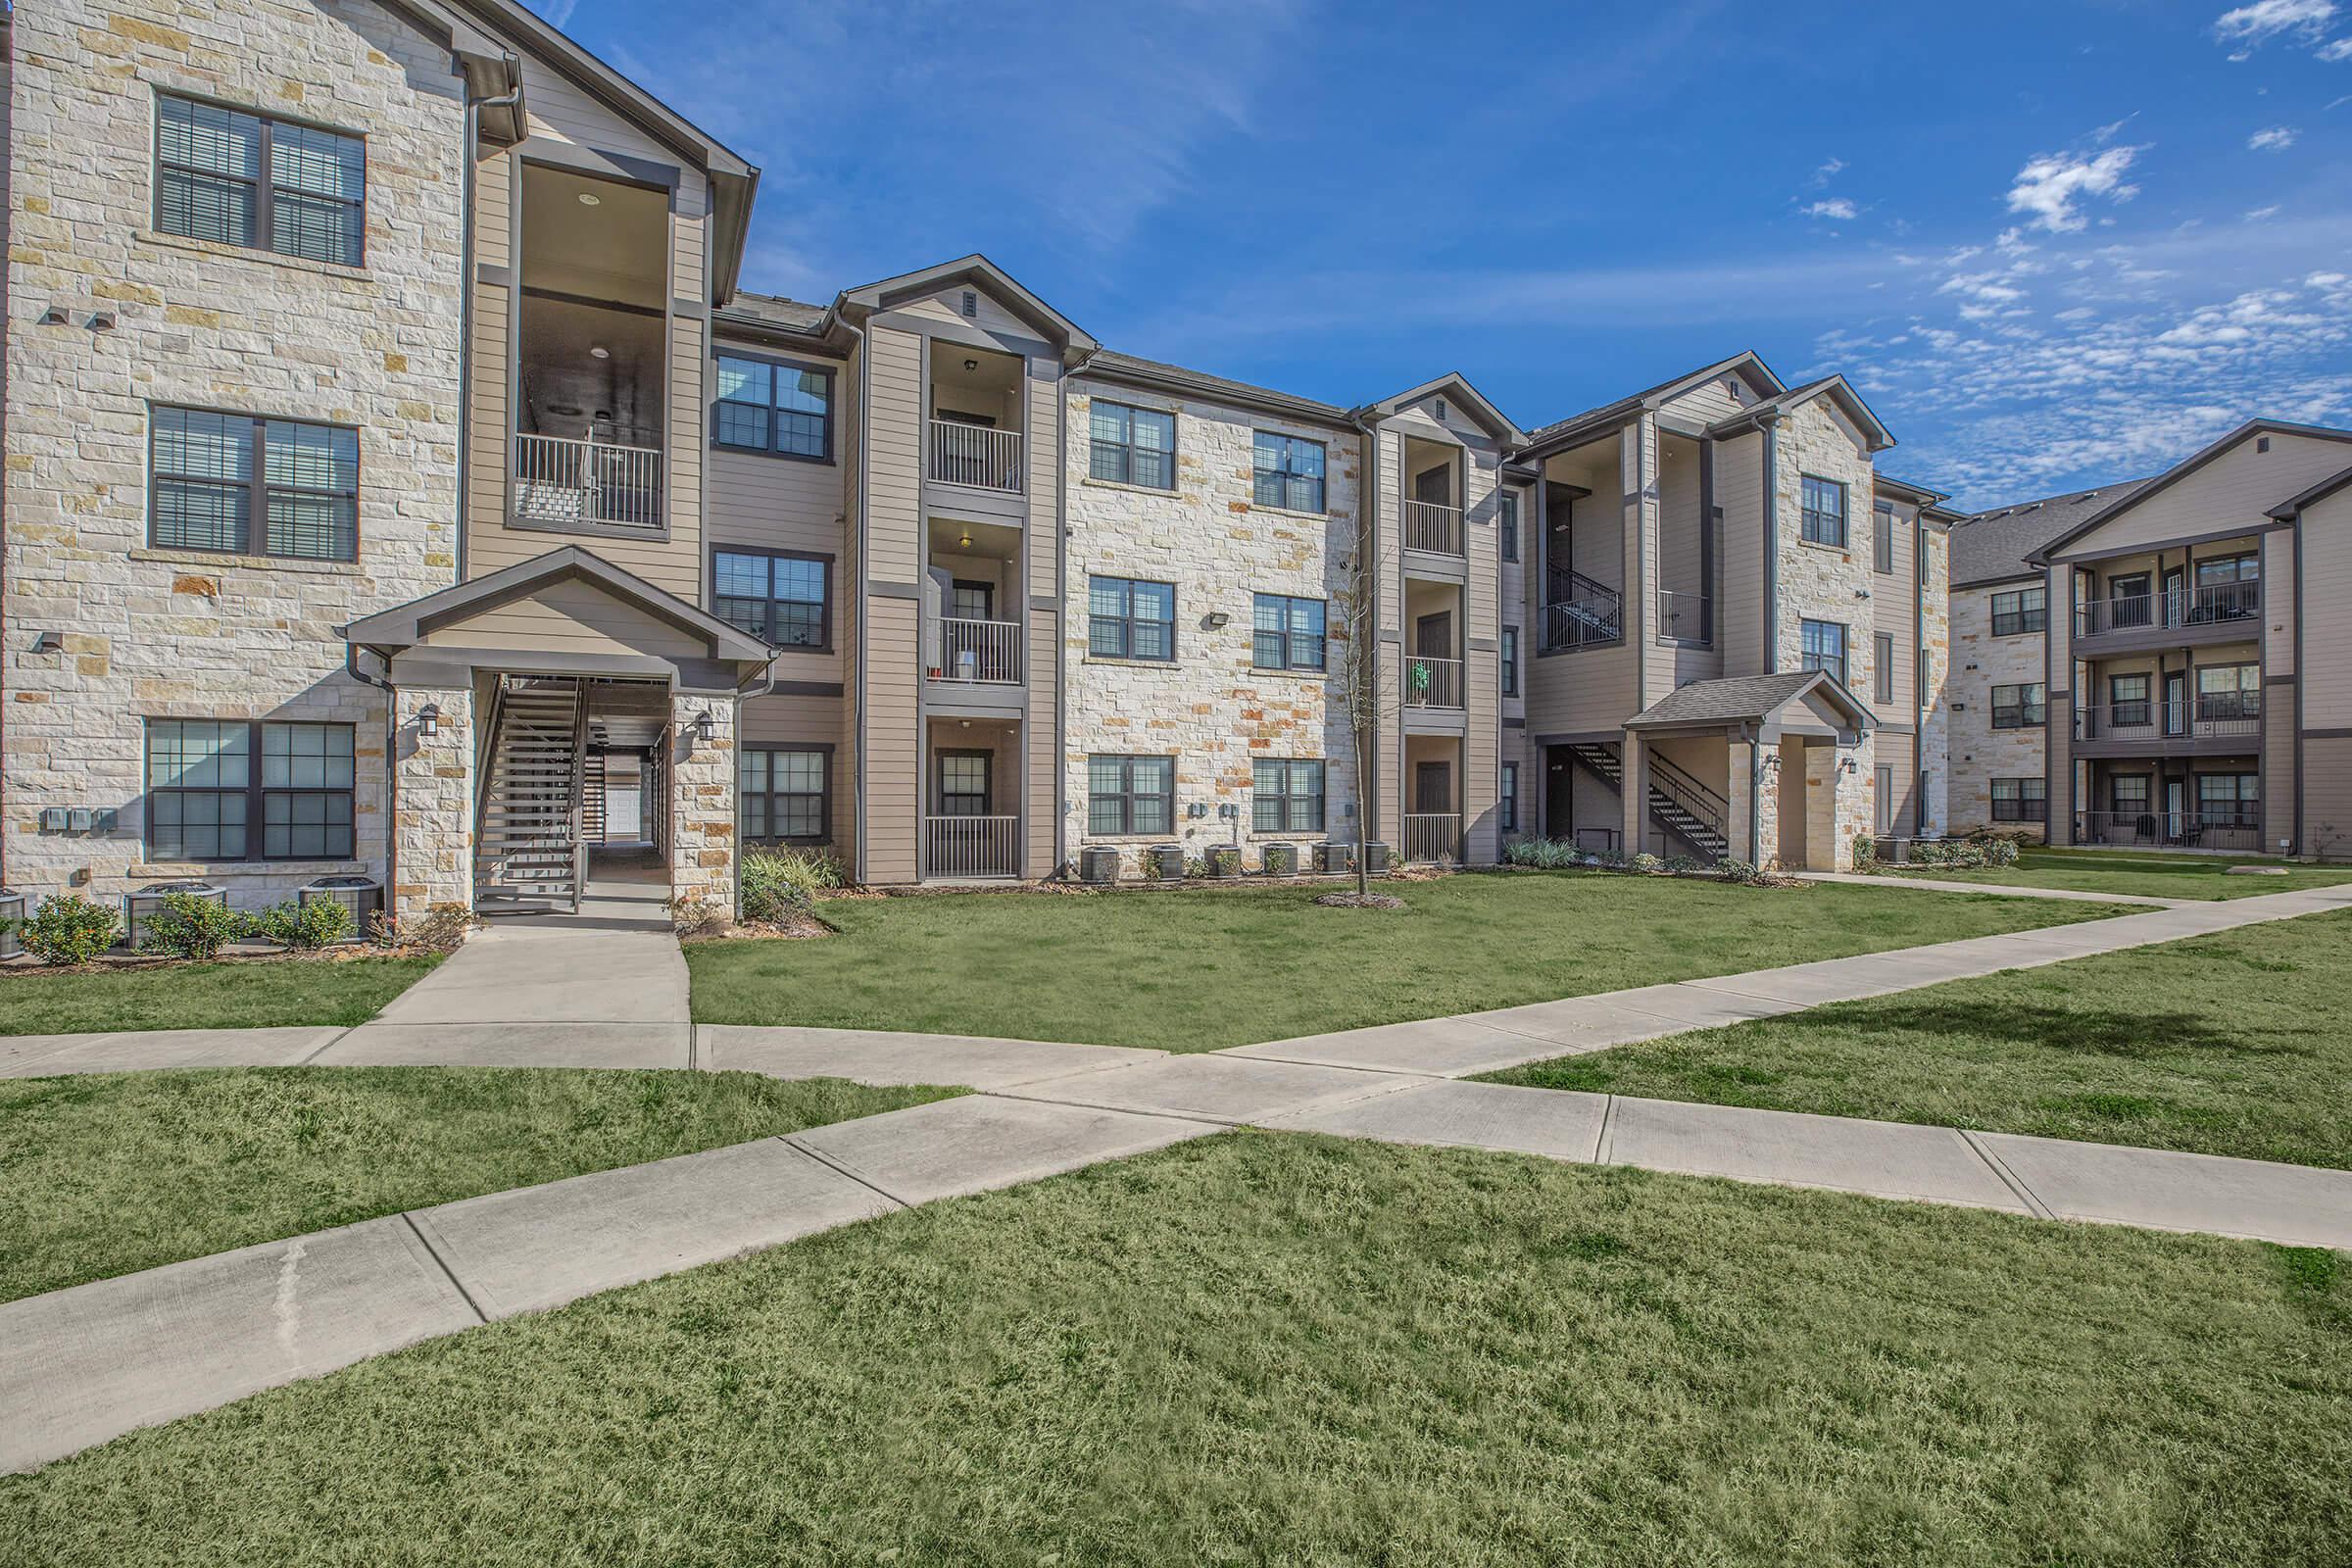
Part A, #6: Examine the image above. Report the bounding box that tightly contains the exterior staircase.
[473,676,589,912]
[581,749,608,845]
[1565,740,1732,861]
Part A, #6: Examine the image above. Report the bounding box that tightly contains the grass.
[1876,845,2352,901]
[0,956,439,1036]
[6,1132,2348,1566]
[0,1067,961,1302]
[688,872,2110,1049]
[1489,908,2352,1168]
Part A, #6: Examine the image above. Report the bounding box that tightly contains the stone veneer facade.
[1947,578,2050,837]
[1916,519,1952,836]
[1770,401,1878,869]
[3,0,466,907]
[1060,381,1361,871]
[668,692,737,910]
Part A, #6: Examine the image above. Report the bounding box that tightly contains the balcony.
[935,617,1023,684]
[929,418,1023,494]
[2074,581,2260,647]
[1542,570,1623,652]
[2075,809,2261,853]
[1403,655,1463,710]
[924,814,1020,878]
[1401,499,1463,556]
[513,433,663,529]
[1402,812,1462,865]
[2073,696,2260,754]
[1655,588,1710,645]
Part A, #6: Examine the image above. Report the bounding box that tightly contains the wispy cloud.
[1799,197,1859,220]
[533,0,579,26]
[2322,36,2352,57]
[2248,124,2300,150]
[2007,144,2144,232]
[2211,0,2338,59]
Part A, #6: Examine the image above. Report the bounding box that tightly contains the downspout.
[842,318,869,882]
[1760,416,1781,674]
[1056,347,1100,877]
[1351,411,1382,858]
[455,59,523,586]
[1745,720,1762,865]
[345,643,400,916]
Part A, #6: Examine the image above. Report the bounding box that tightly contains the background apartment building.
[2,0,1963,929]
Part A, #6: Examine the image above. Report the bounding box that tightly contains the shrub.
[1984,838,2021,867]
[1504,837,1588,870]
[1852,834,1877,870]
[138,892,253,959]
[368,903,474,953]
[21,894,122,965]
[665,894,728,937]
[255,899,353,950]
[1630,853,1667,875]
[1716,857,1763,885]
[741,845,845,923]
[1665,855,1700,874]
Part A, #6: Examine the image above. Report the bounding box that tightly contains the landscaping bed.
[0,1066,962,1302]
[1488,908,2352,1168]
[7,1132,2344,1565]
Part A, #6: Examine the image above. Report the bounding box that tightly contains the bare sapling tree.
[1332,555,1382,901]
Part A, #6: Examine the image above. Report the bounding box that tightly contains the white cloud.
[1799,197,1859,220]
[2007,145,2144,232]
[2248,124,2299,150]
[2322,36,2352,57]
[2246,204,2283,220]
[1808,157,1846,186]
[2212,0,2337,59]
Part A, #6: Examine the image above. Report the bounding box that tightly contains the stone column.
[391,683,474,919]
[669,690,738,913]
[1805,743,1839,872]
[1773,736,1807,869]
[1620,729,1649,858]
[1726,739,1756,863]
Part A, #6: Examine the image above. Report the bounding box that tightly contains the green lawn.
[0,1067,960,1302]
[1490,909,2352,1168]
[1878,846,2352,901]
[0,956,438,1036]
[8,1133,2347,1566]
[688,873,2110,1049]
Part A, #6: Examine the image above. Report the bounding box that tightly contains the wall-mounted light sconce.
[589,344,611,361]
[30,631,64,654]
[38,305,68,326]
[695,710,717,745]
[577,190,603,208]
[88,312,116,333]
[1203,611,1231,629]
[956,528,973,550]
[962,358,978,373]
[416,703,441,740]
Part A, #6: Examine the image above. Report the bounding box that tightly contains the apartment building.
[1944,420,2352,858]
[0,0,1958,926]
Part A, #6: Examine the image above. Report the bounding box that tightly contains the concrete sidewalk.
[1793,869,2198,906]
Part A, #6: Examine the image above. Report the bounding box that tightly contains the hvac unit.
[123,881,226,952]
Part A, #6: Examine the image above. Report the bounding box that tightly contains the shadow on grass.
[1791,1000,2313,1061]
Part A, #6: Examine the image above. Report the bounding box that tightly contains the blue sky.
[529,0,2351,508]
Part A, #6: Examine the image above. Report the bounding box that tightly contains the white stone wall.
[1948,580,2050,836]
[391,681,471,915]
[669,694,737,909]
[1061,381,1361,872]
[1917,522,1953,836]
[3,0,467,908]
[1773,402,1878,867]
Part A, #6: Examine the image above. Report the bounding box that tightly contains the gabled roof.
[1710,373,1894,453]
[1947,477,2153,588]
[835,255,1099,357]
[341,546,776,664]
[2029,418,2352,564]
[1354,373,1526,445]
[2271,460,2352,519]
[1521,351,1784,456]
[1625,670,1875,734]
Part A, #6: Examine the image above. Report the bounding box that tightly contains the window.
[2197,772,2259,825]
[1991,682,2045,729]
[935,752,992,817]
[150,407,359,562]
[1990,585,2047,637]
[1252,431,1326,514]
[1501,627,1520,698]
[1874,632,1894,704]
[740,747,828,842]
[2196,663,2261,721]
[1088,400,1174,490]
[1088,755,1173,836]
[1251,593,1326,671]
[712,354,833,460]
[2191,555,2260,622]
[1800,474,1846,547]
[1876,763,1894,833]
[2111,775,2150,816]
[1499,760,1519,833]
[1799,619,1847,683]
[2108,673,2150,727]
[155,94,365,267]
[1990,777,2046,822]
[1088,575,1175,661]
[145,718,353,861]
[1873,504,1894,573]
[1500,492,1520,561]
[1252,759,1325,833]
[2106,572,2153,629]
[713,549,828,649]
[950,580,995,622]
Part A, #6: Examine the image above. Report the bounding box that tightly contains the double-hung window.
[1874,632,1894,704]
[1087,755,1173,835]
[1800,474,1847,547]
[1499,492,1520,561]
[1251,759,1325,833]
[1799,619,1848,684]
[2196,663,2260,721]
[1088,575,1175,661]
[1499,760,1520,833]
[150,407,359,562]
[713,549,828,649]
[2197,772,2259,825]
[1873,504,1895,573]
[1252,432,1326,514]
[155,94,365,267]
[1088,400,1174,490]
[1990,585,2046,637]
[1991,777,2046,822]
[1991,682,2045,729]
[2107,674,2150,728]
[712,354,832,460]
[1251,593,1325,671]
[145,718,353,861]
[1500,627,1520,697]
[739,748,828,842]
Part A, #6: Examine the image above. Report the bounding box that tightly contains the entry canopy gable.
[1624,671,1875,745]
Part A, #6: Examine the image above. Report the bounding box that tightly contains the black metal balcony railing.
[2075,809,2261,851]
[2074,580,2259,639]
[2073,697,2260,745]
[1542,569,1623,652]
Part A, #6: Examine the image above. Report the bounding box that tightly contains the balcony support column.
[1621,728,1650,859]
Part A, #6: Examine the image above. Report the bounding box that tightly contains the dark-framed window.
[1251,593,1326,671]
[1087,754,1173,835]
[1499,760,1520,833]
[1252,759,1325,833]
[2111,774,2151,815]
[2197,771,2259,825]
[2108,673,2150,727]
[150,407,359,563]
[145,718,353,861]
[1991,682,2045,729]
[1252,431,1326,514]
[713,549,829,649]
[1088,400,1174,490]
[1799,618,1847,684]
[1990,585,2047,637]
[1088,575,1175,661]
[1991,777,2046,822]
[155,93,365,268]
[1500,492,1520,561]
[935,750,992,817]
[1800,474,1847,547]
[1874,632,1894,704]
[739,746,828,843]
[1501,627,1520,697]
[1873,503,1894,573]
[2196,663,2261,720]
[2107,571,2153,628]
[712,353,833,461]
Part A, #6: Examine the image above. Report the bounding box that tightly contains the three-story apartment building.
[1,0,1964,927]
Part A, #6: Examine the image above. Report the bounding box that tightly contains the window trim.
[1251,758,1327,835]
[146,403,362,564]
[710,349,837,464]
[1499,760,1520,833]
[151,90,368,269]
[1798,617,1848,685]
[1251,430,1328,515]
[1873,503,1895,574]
[1990,682,2046,730]
[1499,491,1521,562]
[144,717,358,863]
[739,743,833,846]
[1873,631,1894,705]
[934,748,995,818]
[710,546,833,654]
[1799,474,1848,548]
[1086,398,1177,492]
[1500,626,1520,698]
[1990,776,2047,822]
[1989,584,2048,638]
[1087,754,1176,837]
[1250,592,1327,672]
[1087,574,1177,663]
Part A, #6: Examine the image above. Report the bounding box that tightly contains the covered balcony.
[922,716,1022,880]
[2070,545,2262,651]
[1399,435,1464,557]
[1401,735,1463,864]
[1537,440,1623,653]
[928,346,1025,497]
[922,518,1024,709]
[1401,579,1464,719]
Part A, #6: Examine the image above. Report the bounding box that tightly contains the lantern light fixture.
[416,703,441,740]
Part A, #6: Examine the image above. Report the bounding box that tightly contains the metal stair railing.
[1647,753,1729,851]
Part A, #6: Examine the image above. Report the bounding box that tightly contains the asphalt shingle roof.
[719,292,828,331]
[1947,477,2156,588]
[1627,671,1829,727]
